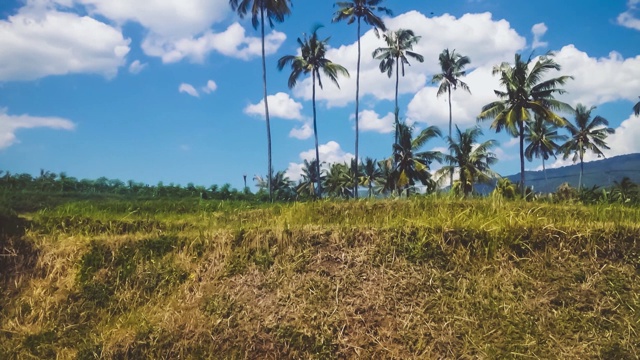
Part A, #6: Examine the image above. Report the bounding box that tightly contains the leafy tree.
[432,49,471,188]
[333,0,391,199]
[229,0,293,202]
[436,126,498,197]
[559,103,614,189]
[359,157,382,198]
[372,29,423,145]
[323,162,354,199]
[254,171,295,201]
[524,114,567,184]
[478,52,572,197]
[278,25,349,198]
[392,122,442,196]
[374,158,395,195]
[634,96,640,116]
[296,159,324,199]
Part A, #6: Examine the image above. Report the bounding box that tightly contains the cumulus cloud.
[285,141,354,182]
[141,22,286,63]
[289,123,313,140]
[178,83,199,97]
[357,110,395,134]
[292,11,525,107]
[617,0,640,31]
[244,92,305,120]
[202,80,217,94]
[128,60,147,74]
[0,109,75,149]
[0,3,130,81]
[531,23,548,49]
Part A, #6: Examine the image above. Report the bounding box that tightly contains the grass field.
[1,197,639,359]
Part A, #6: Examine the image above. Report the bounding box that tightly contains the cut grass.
[1,197,639,358]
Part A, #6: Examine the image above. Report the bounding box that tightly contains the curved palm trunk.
[260,7,273,202]
[448,87,453,189]
[394,55,400,147]
[312,71,322,198]
[519,120,526,198]
[353,17,361,200]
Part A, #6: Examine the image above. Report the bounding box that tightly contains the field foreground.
[1,198,640,359]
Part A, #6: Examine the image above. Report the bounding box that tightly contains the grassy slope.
[1,198,639,359]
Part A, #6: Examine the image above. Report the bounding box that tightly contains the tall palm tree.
[524,114,567,184]
[333,0,391,199]
[558,103,614,189]
[634,96,640,116]
[323,162,354,199]
[432,49,471,188]
[229,0,292,202]
[478,52,572,197]
[277,26,349,198]
[296,159,323,199]
[436,126,498,197]
[359,157,382,198]
[393,122,442,196]
[372,29,424,145]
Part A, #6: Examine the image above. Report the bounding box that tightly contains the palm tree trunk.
[312,71,321,198]
[448,87,453,189]
[579,154,584,190]
[260,7,273,202]
[394,55,399,147]
[353,17,361,200]
[519,120,525,198]
[543,158,548,188]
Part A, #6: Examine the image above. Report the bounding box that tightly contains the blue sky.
[1,0,639,190]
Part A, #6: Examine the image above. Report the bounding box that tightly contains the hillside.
[1,198,639,358]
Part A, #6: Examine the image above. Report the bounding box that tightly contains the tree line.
[229,0,638,201]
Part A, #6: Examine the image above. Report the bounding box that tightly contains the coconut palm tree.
[478,52,572,197]
[524,114,567,184]
[558,103,614,189]
[229,0,292,202]
[254,171,295,201]
[393,122,442,196]
[432,49,471,188]
[278,25,349,198]
[333,0,391,199]
[323,162,354,199]
[634,96,640,116]
[296,159,323,199]
[359,157,382,198]
[436,126,498,197]
[372,29,424,145]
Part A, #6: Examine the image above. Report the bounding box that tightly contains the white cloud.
[141,23,286,63]
[531,23,548,49]
[553,45,640,106]
[178,83,199,97]
[202,80,217,94]
[0,4,130,81]
[357,110,395,134]
[128,60,147,74]
[285,141,354,182]
[618,0,640,31]
[289,123,313,140]
[244,92,304,120]
[0,108,75,149]
[292,11,525,107]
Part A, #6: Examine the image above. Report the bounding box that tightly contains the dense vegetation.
[1,193,639,358]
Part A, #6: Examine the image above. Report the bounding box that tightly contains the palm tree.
[436,126,498,197]
[254,171,295,201]
[524,114,567,184]
[375,158,395,195]
[372,29,424,145]
[278,26,349,198]
[634,96,640,116]
[323,162,354,199]
[333,0,391,199]
[229,0,292,202]
[359,157,382,198]
[432,49,471,188]
[612,177,638,203]
[478,52,572,197]
[296,159,323,199]
[558,103,614,189]
[393,122,442,196]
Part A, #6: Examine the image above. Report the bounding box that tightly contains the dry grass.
[1,197,639,359]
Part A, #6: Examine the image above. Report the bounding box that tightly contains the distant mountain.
[480,153,640,194]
